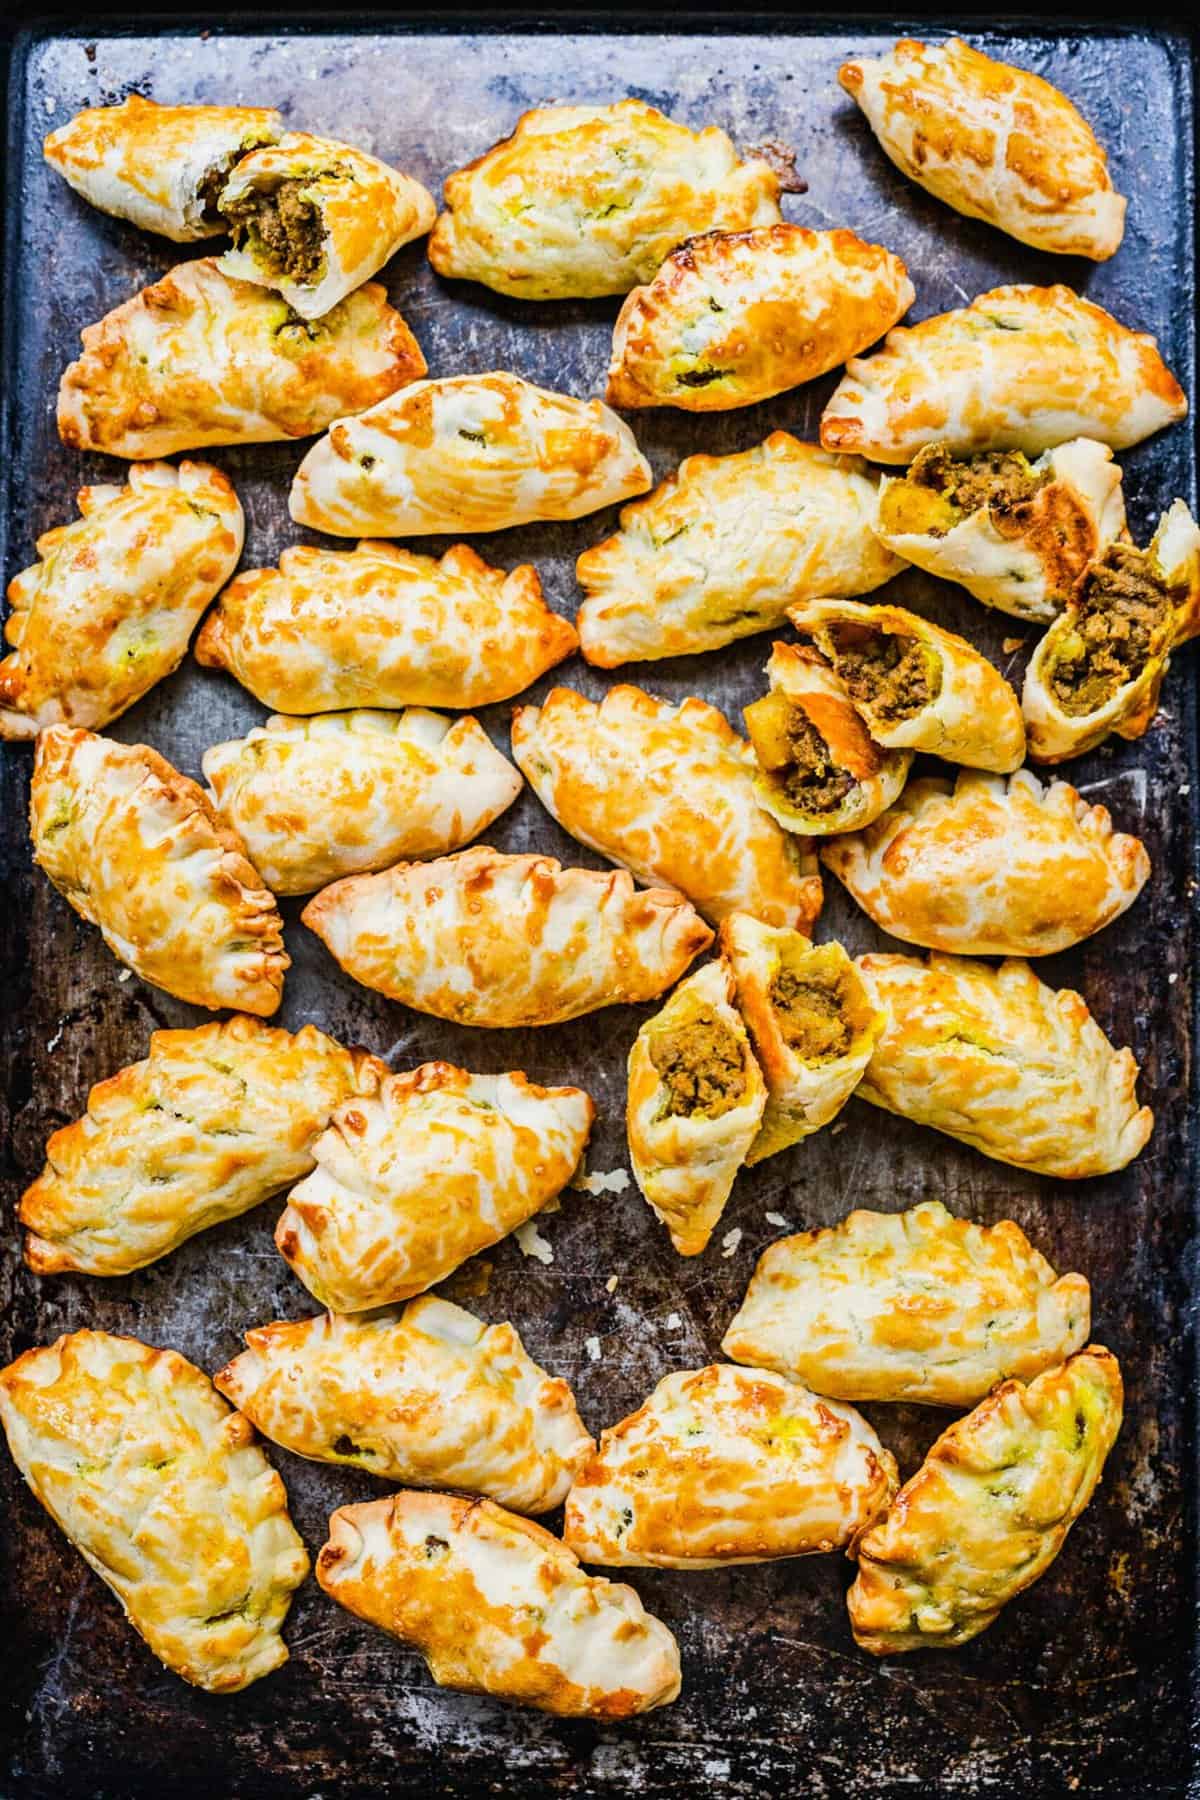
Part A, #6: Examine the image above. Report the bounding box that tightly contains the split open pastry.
[30,726,288,1015]
[511,685,823,932]
[58,259,425,459]
[428,97,781,299]
[301,845,711,1028]
[289,372,651,536]
[855,951,1153,1178]
[202,710,522,896]
[606,224,914,411]
[848,1345,1123,1653]
[722,1199,1091,1407]
[0,461,244,740]
[820,284,1187,464]
[839,37,1126,259]
[0,1330,309,1691]
[316,1492,681,1717]
[275,1062,594,1312]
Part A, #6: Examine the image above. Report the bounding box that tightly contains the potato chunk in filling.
[650,1009,748,1119]
[827,626,934,725]
[906,444,1049,537]
[224,177,329,282]
[743,690,857,814]
[1048,545,1174,716]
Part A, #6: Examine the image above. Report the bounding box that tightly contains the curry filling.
[224,177,329,283]
[743,691,856,815]
[906,444,1050,536]
[828,626,934,725]
[1047,544,1174,716]
[769,966,853,1061]
[650,1009,747,1120]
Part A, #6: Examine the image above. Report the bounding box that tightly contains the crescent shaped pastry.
[301,845,712,1028]
[214,1297,593,1514]
[855,951,1153,1178]
[289,372,651,536]
[30,726,288,1015]
[721,1199,1091,1407]
[839,38,1126,259]
[606,224,914,412]
[316,1492,681,1717]
[0,461,244,741]
[428,97,781,300]
[0,1331,309,1692]
[58,259,425,459]
[576,434,905,667]
[820,284,1187,464]
[847,1346,1123,1653]
[511,685,823,931]
[274,1062,594,1311]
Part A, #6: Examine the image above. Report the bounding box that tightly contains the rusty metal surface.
[0,19,1195,1800]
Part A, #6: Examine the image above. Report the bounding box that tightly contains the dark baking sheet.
[0,16,1196,1800]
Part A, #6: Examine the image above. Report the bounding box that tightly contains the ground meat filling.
[196,158,236,225]
[908,443,1049,536]
[831,628,932,725]
[224,177,328,283]
[650,1011,747,1120]
[744,691,856,815]
[1049,545,1173,715]
[769,968,852,1061]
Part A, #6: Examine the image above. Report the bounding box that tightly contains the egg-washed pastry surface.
[848,1346,1123,1653]
[289,371,651,536]
[302,845,711,1027]
[722,1199,1091,1406]
[606,224,914,412]
[58,259,425,459]
[317,1491,681,1717]
[0,1330,309,1692]
[30,726,288,1015]
[0,461,243,741]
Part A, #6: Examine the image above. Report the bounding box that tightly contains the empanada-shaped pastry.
[839,38,1126,259]
[20,1015,374,1278]
[219,132,435,318]
[0,1330,308,1691]
[873,438,1128,624]
[856,952,1153,1178]
[718,913,883,1164]
[317,1492,681,1717]
[30,726,288,1015]
[626,959,766,1257]
[576,434,905,666]
[428,98,781,300]
[606,224,914,412]
[822,770,1149,957]
[722,1199,1091,1406]
[58,259,425,459]
[195,540,575,714]
[215,1297,593,1514]
[789,597,1025,772]
[202,710,522,896]
[511,685,822,931]
[820,284,1187,464]
[848,1345,1123,1653]
[301,845,711,1027]
[275,1062,594,1311]
[43,94,282,241]
[0,461,243,740]
[289,372,651,536]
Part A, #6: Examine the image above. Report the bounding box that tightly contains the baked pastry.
[289,372,651,536]
[626,959,766,1257]
[20,1015,373,1278]
[428,98,781,299]
[722,1199,1091,1406]
[215,1297,592,1514]
[275,1062,594,1311]
[820,284,1187,463]
[202,709,522,896]
[563,1363,897,1568]
[30,727,287,1014]
[856,951,1153,1178]
[606,224,914,411]
[0,461,243,740]
[301,845,711,1027]
[58,259,425,459]
[821,770,1149,956]
[511,685,823,931]
[316,1492,681,1717]
[194,540,576,714]
[718,913,883,1164]
[839,38,1126,259]
[0,1330,308,1691]
[848,1345,1123,1653]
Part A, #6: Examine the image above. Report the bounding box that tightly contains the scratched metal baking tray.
[0,15,1195,1799]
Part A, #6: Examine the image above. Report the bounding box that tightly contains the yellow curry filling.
[825,624,936,726]
[767,945,869,1063]
[743,690,857,815]
[650,1009,747,1120]
[1048,543,1175,716]
[886,443,1051,539]
[224,177,331,283]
